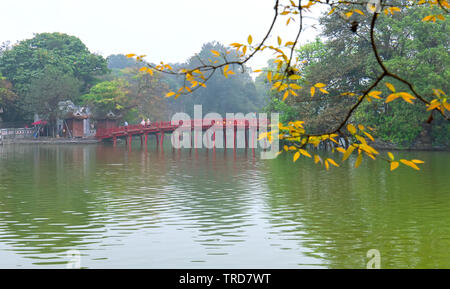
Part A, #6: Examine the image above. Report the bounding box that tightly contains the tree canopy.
[81,65,169,122]
[259,4,449,147]
[0,33,108,121]
[0,33,108,93]
[25,66,81,135]
[0,73,18,121]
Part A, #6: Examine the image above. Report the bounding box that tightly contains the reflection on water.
[0,143,449,268]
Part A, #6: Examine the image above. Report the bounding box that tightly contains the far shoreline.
[1,138,101,145]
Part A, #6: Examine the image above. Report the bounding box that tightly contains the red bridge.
[95,118,269,148]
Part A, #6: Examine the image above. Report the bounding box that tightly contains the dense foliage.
[0,33,108,122]
[261,4,449,147]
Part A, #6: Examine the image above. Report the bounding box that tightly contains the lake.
[0,143,448,268]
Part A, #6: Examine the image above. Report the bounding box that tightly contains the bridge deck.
[95,119,267,140]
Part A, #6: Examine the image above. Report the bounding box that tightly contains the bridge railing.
[96,118,269,138]
[170,118,267,127]
[0,128,35,140]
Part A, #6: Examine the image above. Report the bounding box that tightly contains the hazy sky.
[0,0,322,70]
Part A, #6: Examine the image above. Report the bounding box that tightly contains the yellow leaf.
[310,86,315,97]
[427,102,441,111]
[411,159,425,164]
[293,151,300,162]
[390,161,399,171]
[386,82,396,92]
[327,158,339,167]
[314,83,326,88]
[422,15,434,22]
[443,101,450,111]
[282,90,289,101]
[267,71,272,82]
[358,124,365,131]
[272,81,282,89]
[355,153,362,168]
[388,152,394,161]
[362,144,378,155]
[319,88,329,94]
[165,91,176,98]
[336,147,346,153]
[139,67,148,72]
[325,160,329,170]
[126,54,136,58]
[347,124,357,134]
[211,50,220,57]
[342,145,355,161]
[289,83,301,90]
[398,92,416,104]
[299,149,311,158]
[354,9,364,15]
[401,96,414,104]
[277,36,282,46]
[248,35,253,45]
[368,91,382,99]
[364,131,375,142]
[355,135,367,145]
[278,84,288,92]
[314,154,322,164]
[289,75,301,80]
[385,93,400,103]
[400,159,420,170]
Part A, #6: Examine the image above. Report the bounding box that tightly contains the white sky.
[0,0,323,70]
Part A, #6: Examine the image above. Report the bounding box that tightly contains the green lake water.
[0,143,448,268]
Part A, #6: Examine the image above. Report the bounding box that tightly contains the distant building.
[63,113,89,138]
[58,101,93,138]
[95,111,121,132]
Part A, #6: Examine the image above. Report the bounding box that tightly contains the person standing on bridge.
[146,118,151,127]
[124,121,128,127]
[140,118,146,127]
